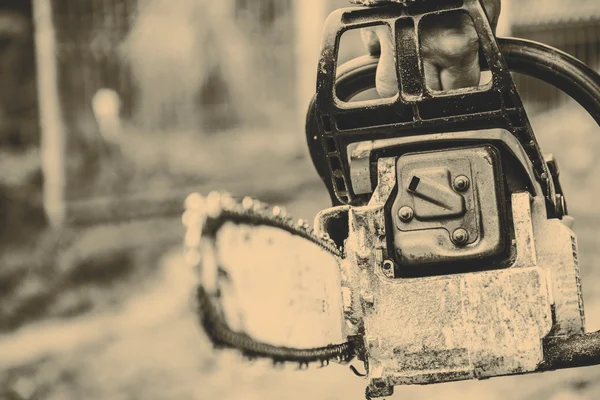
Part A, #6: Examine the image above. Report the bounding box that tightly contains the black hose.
[499,38,600,125]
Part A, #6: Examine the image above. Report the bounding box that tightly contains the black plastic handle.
[310,1,561,209]
[497,38,600,124]
[307,38,600,206]
[334,39,600,123]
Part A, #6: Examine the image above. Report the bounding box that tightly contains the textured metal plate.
[391,146,505,267]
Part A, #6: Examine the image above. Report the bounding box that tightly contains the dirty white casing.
[315,157,584,389]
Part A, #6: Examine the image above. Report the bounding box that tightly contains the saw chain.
[184,192,356,368]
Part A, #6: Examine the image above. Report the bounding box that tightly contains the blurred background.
[1,0,600,399]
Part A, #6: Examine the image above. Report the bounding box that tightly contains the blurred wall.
[0,2,38,149]
[509,0,600,114]
[38,0,303,202]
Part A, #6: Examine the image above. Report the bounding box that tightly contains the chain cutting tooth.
[184,249,201,268]
[242,196,254,210]
[220,193,235,210]
[205,191,224,218]
[181,210,192,227]
[301,361,314,370]
[273,359,285,368]
[185,192,204,211]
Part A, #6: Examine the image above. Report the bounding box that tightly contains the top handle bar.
[307,37,600,208]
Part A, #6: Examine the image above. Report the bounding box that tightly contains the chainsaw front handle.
[307,36,600,209]
[333,38,600,126]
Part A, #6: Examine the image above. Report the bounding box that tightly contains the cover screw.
[452,228,469,246]
[398,206,414,222]
[382,260,395,278]
[454,175,470,192]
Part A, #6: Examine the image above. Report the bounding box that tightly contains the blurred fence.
[52,0,136,122]
[50,0,297,133]
[37,0,303,220]
[511,1,600,115]
[46,0,600,130]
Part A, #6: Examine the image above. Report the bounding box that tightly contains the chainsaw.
[184,0,600,398]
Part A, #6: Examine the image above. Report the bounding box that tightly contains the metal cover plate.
[391,146,504,267]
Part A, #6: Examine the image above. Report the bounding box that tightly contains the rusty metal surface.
[314,151,586,394]
[371,267,552,384]
[540,332,600,372]
[530,198,586,335]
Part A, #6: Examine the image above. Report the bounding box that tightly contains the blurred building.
[30,0,311,206]
[46,0,308,134]
[0,1,45,241]
[509,0,600,114]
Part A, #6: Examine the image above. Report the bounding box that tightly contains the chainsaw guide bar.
[185,192,358,368]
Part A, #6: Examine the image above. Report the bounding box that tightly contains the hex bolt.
[382,260,395,278]
[398,206,414,222]
[453,175,470,192]
[452,228,470,246]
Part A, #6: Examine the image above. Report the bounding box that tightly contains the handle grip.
[334,38,600,122]
[307,38,600,207]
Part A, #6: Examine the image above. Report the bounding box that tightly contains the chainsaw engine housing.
[307,2,592,396]
[316,141,584,397]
